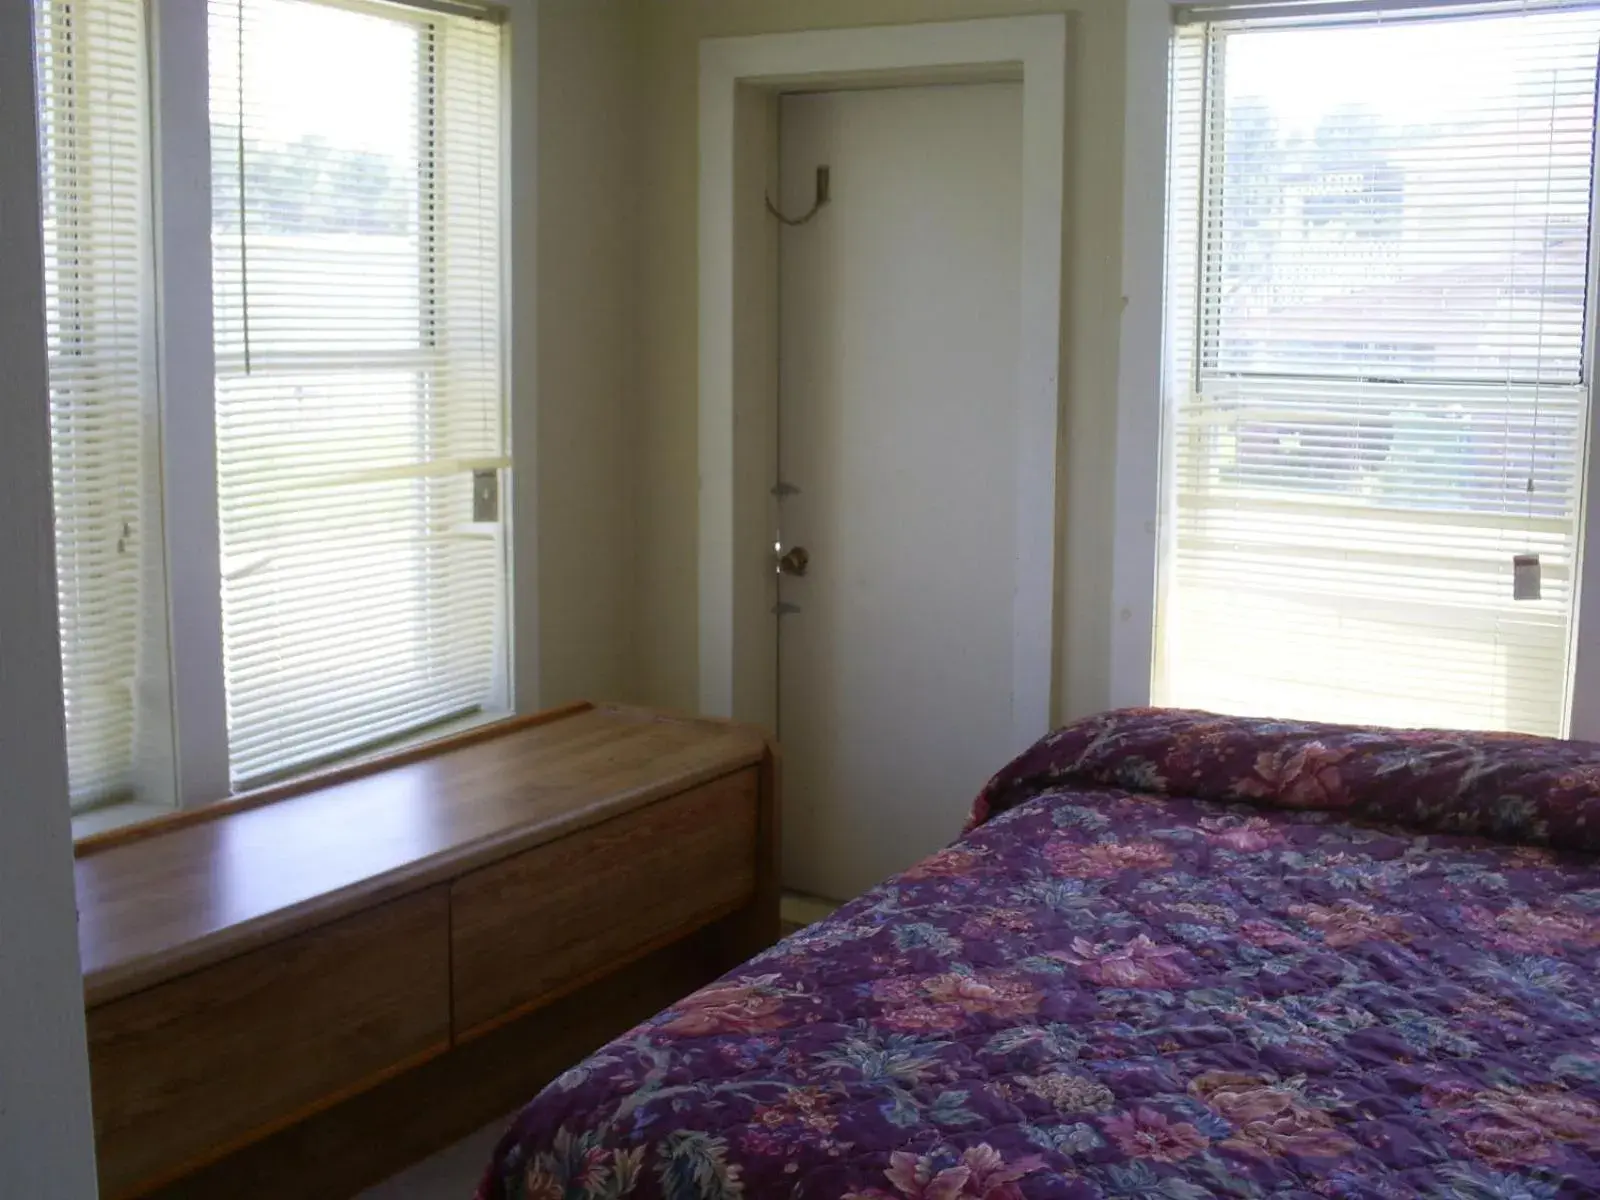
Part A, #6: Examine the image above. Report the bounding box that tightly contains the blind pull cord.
[1515,65,1565,603]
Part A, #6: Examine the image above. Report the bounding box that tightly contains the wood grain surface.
[89,890,450,1199]
[713,744,784,964]
[451,768,759,1037]
[74,702,595,855]
[77,704,770,1006]
[77,703,781,1198]
[150,921,745,1200]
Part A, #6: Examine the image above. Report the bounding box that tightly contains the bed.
[476,707,1600,1199]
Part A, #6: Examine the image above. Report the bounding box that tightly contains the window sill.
[73,801,178,843]
[71,710,511,845]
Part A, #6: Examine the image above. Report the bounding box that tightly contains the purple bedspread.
[479,709,1600,1200]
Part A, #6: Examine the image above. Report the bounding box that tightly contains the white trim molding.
[697,15,1069,754]
[1109,0,1174,709]
[505,0,540,718]
[1173,0,1592,26]
[152,0,231,806]
[1561,8,1600,742]
[0,1,100,1186]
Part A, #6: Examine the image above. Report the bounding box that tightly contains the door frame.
[697,15,1069,752]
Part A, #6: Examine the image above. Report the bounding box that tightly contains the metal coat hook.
[766,165,831,226]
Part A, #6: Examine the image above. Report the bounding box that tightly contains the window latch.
[473,469,500,523]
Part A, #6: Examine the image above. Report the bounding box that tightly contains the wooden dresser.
[75,703,779,1200]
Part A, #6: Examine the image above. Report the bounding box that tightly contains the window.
[32,0,508,816]
[209,0,506,787]
[33,0,157,810]
[1158,3,1600,735]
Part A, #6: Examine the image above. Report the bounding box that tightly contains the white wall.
[0,3,101,1191]
[513,0,1137,726]
[529,0,646,708]
[634,0,1132,725]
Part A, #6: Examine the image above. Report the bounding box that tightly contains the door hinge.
[772,601,801,617]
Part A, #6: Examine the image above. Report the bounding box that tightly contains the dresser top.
[76,704,770,1007]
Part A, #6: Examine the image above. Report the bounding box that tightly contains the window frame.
[55,0,528,835]
[1567,142,1600,738]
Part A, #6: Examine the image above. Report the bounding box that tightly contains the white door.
[776,83,1024,902]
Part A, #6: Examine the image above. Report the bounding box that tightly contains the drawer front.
[89,889,450,1199]
[451,768,759,1038]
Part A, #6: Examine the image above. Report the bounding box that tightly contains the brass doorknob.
[777,546,810,577]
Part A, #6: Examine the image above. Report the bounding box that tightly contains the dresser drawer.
[451,768,759,1038]
[88,889,450,1199]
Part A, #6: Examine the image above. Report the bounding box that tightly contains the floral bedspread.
[479,709,1600,1200]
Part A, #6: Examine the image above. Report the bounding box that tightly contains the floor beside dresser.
[361,1117,508,1199]
[780,889,839,935]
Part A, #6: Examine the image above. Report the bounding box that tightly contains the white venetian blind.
[209,0,506,788]
[33,0,153,809]
[1159,4,1600,735]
